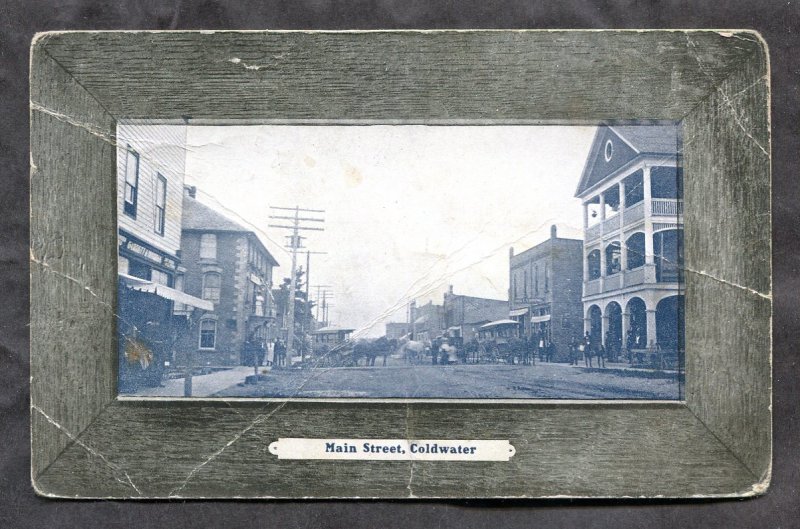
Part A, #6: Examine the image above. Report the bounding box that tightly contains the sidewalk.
[127,365,256,397]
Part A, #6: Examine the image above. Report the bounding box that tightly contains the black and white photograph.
[117,122,684,400]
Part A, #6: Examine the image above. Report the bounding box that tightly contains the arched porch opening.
[587,305,602,348]
[656,295,685,352]
[605,301,623,361]
[626,297,647,350]
[654,228,684,282]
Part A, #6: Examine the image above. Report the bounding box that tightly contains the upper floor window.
[123,147,140,218]
[200,233,217,260]
[151,269,171,287]
[154,173,167,236]
[544,263,549,292]
[202,272,221,302]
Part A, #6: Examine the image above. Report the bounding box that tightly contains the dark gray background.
[1,1,797,527]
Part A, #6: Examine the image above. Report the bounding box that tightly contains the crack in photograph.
[115,122,684,400]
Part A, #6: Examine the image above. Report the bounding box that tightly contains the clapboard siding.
[117,122,186,256]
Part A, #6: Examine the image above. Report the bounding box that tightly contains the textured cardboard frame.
[29,30,771,499]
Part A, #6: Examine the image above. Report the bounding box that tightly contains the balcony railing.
[652,198,683,217]
[602,214,621,233]
[584,278,602,296]
[604,273,622,291]
[586,222,601,241]
[624,201,645,226]
[624,266,646,287]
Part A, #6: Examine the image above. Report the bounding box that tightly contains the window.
[605,242,622,275]
[123,147,140,218]
[544,263,549,292]
[154,173,167,235]
[151,269,171,287]
[118,255,129,275]
[200,233,217,259]
[202,272,221,302]
[199,319,217,349]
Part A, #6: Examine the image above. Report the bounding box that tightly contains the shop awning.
[414,316,427,324]
[119,273,214,311]
[531,314,551,323]
[479,319,519,330]
[509,307,529,317]
[447,326,461,332]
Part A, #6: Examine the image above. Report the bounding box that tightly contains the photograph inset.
[116,123,684,399]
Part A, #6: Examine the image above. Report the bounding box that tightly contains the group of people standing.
[569,333,607,368]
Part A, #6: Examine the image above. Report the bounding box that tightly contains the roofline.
[182,227,280,267]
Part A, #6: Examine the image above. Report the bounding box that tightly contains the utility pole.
[300,251,327,362]
[269,206,325,363]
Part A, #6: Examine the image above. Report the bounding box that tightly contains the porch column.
[583,315,591,335]
[601,314,609,344]
[643,166,656,282]
[621,311,631,351]
[646,308,657,348]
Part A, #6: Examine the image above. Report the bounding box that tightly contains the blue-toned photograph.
[116,122,684,400]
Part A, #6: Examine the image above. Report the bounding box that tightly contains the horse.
[397,337,426,365]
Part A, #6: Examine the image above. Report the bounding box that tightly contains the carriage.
[473,320,529,364]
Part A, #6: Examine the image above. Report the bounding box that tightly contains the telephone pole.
[269,206,325,362]
[300,251,327,362]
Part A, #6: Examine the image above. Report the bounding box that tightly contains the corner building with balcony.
[575,125,684,358]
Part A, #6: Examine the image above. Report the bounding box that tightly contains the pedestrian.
[569,337,578,365]
[597,343,606,368]
[583,332,593,368]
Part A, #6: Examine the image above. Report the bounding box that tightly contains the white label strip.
[268,438,515,461]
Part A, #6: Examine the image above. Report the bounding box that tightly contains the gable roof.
[182,194,279,266]
[575,124,679,198]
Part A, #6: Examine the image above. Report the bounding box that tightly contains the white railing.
[584,279,602,296]
[603,214,621,233]
[624,201,645,226]
[604,273,622,291]
[624,267,646,287]
[651,199,683,217]
[586,222,602,241]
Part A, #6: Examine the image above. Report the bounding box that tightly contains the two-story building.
[575,125,684,358]
[116,122,212,392]
[442,285,509,344]
[385,322,409,341]
[509,226,584,361]
[175,186,279,367]
[409,300,445,342]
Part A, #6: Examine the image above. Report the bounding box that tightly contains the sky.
[183,125,596,338]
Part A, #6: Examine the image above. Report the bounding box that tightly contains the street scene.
[116,123,684,400]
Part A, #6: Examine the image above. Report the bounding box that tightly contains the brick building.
[385,322,409,340]
[509,226,584,361]
[175,187,279,367]
[442,286,508,343]
[409,300,444,342]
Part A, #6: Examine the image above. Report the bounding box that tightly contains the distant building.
[442,285,508,343]
[409,300,444,342]
[509,226,583,361]
[385,322,409,340]
[116,123,210,391]
[175,187,279,367]
[312,326,355,348]
[575,125,684,356]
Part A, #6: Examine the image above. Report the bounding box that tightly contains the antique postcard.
[116,121,684,400]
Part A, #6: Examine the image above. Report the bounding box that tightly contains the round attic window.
[604,139,614,162]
